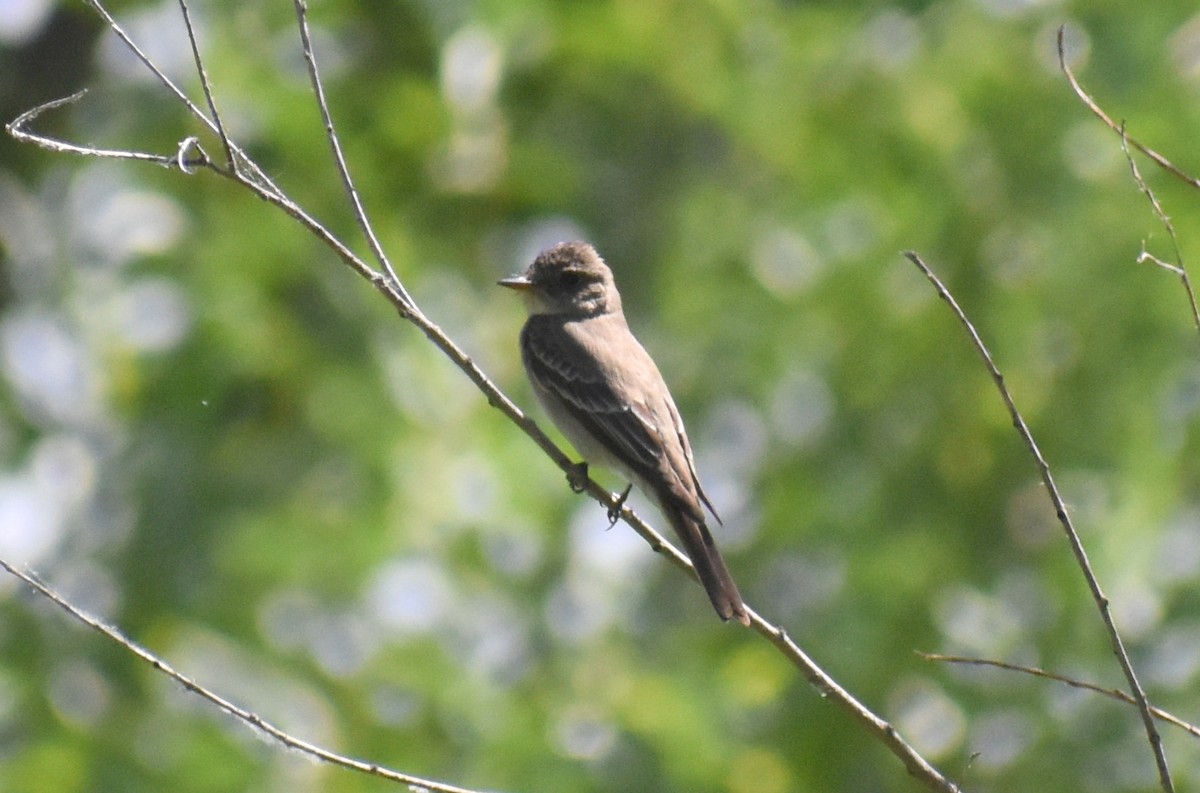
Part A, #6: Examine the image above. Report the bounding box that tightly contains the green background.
[1,1,1199,791]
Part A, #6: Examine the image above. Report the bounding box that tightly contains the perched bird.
[499,241,750,625]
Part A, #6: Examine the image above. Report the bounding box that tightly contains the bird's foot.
[607,484,633,527]
[566,462,589,493]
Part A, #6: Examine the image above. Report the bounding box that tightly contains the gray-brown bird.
[500,241,750,625]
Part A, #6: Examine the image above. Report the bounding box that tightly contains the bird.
[499,241,750,625]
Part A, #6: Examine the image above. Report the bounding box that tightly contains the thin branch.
[1057,26,1200,190]
[290,0,410,305]
[757,624,962,791]
[82,0,202,120]
[0,558,488,793]
[921,653,1200,739]
[1118,128,1200,334]
[1059,25,1200,334]
[176,0,234,168]
[79,0,281,196]
[4,88,393,303]
[904,251,1174,793]
[6,91,204,168]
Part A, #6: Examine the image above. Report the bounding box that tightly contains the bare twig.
[82,0,205,124]
[1059,26,1200,334]
[79,0,280,194]
[756,623,962,791]
[904,251,1174,793]
[6,91,205,168]
[921,653,1200,739]
[176,0,233,168]
[1058,27,1200,191]
[0,558,488,793]
[290,0,410,305]
[1117,129,1200,334]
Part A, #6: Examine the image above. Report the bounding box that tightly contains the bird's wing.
[522,315,661,472]
[521,314,711,524]
[662,397,722,525]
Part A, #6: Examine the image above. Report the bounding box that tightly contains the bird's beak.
[498,274,533,291]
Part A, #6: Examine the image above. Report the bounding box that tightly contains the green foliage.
[2,1,1200,791]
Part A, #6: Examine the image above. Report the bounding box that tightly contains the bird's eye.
[559,271,583,288]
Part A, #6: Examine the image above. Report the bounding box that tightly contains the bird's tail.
[665,505,750,626]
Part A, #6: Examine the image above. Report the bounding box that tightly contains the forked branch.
[922,653,1200,740]
[904,251,1174,793]
[1058,26,1200,334]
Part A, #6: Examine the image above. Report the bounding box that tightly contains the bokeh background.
[2,0,1200,791]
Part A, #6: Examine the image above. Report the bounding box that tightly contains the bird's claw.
[607,484,633,527]
[567,462,589,493]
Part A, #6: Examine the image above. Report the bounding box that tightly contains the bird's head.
[499,241,622,318]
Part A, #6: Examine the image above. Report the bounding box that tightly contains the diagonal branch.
[1118,128,1200,335]
[0,558,489,793]
[290,0,410,306]
[921,653,1200,739]
[6,91,202,167]
[175,0,233,168]
[904,250,1174,793]
[78,0,280,194]
[1057,27,1200,190]
[1058,26,1200,334]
